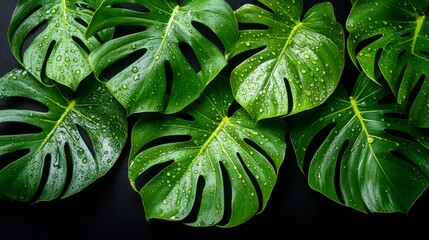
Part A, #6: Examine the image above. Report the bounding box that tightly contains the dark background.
[0,0,428,239]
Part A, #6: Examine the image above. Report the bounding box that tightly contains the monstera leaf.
[86,0,238,114]
[8,0,111,90]
[290,72,429,213]
[0,69,128,202]
[227,0,344,120]
[129,76,287,227]
[347,0,429,127]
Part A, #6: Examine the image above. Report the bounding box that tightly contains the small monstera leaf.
[227,0,344,121]
[86,0,238,115]
[0,69,128,202]
[347,0,429,127]
[290,73,429,214]
[8,0,110,90]
[129,76,287,227]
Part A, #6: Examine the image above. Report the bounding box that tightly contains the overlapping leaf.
[227,0,344,120]
[86,0,238,114]
[347,0,429,127]
[129,77,287,227]
[8,0,110,90]
[0,69,128,202]
[291,73,429,213]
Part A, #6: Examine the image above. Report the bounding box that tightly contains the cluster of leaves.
[0,0,428,228]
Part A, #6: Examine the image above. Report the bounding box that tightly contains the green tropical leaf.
[0,69,128,202]
[347,0,429,127]
[86,0,238,115]
[227,0,344,121]
[290,72,429,214]
[129,76,287,227]
[8,0,111,90]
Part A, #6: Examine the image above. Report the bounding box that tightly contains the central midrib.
[36,100,76,154]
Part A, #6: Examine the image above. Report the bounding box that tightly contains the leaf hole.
[72,36,91,55]
[39,40,56,84]
[283,77,294,114]
[335,140,349,205]
[302,122,336,175]
[74,17,88,29]
[251,1,275,14]
[227,100,242,118]
[169,112,196,122]
[30,154,52,202]
[0,122,43,136]
[383,112,409,120]
[401,32,412,38]
[384,129,415,142]
[0,96,48,112]
[134,160,174,191]
[192,21,225,53]
[76,125,95,157]
[237,152,264,212]
[354,34,382,57]
[216,161,232,226]
[164,60,173,97]
[243,138,276,172]
[398,49,407,59]
[390,150,414,165]
[0,149,30,171]
[100,48,147,80]
[183,176,206,224]
[110,3,150,13]
[113,25,148,38]
[59,143,74,198]
[137,135,192,154]
[377,93,397,104]
[178,42,201,73]
[407,74,425,109]
[225,46,265,74]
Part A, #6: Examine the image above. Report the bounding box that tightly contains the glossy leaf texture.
[8,0,111,90]
[0,69,128,202]
[227,0,344,121]
[347,0,429,127]
[290,73,429,214]
[129,76,287,227]
[86,0,238,115]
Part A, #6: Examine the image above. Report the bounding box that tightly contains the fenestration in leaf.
[86,0,238,115]
[227,0,344,121]
[347,0,429,127]
[129,76,287,227]
[290,72,429,214]
[0,69,128,202]
[8,0,110,90]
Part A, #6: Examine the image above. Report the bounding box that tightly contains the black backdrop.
[0,1,428,239]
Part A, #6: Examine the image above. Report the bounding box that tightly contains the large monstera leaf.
[290,73,429,214]
[129,77,287,227]
[86,0,238,115]
[347,0,429,127]
[0,69,128,202]
[8,0,110,90]
[227,0,344,121]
